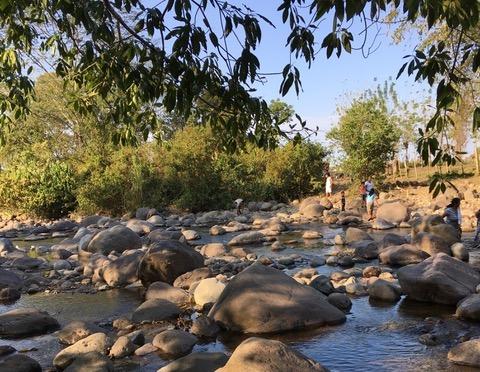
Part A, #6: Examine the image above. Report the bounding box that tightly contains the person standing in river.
[325,172,333,197]
[443,197,462,239]
[366,188,377,221]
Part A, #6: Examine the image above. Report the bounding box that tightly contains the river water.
[3,224,479,371]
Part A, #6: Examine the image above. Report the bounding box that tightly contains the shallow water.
[1,223,479,371]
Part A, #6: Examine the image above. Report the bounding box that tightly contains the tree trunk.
[413,152,418,180]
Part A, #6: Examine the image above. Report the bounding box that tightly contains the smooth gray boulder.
[86,225,142,255]
[0,308,59,338]
[57,321,104,345]
[158,352,228,372]
[379,244,429,266]
[0,354,41,372]
[102,250,144,287]
[448,339,480,367]
[131,299,181,323]
[152,329,197,357]
[345,227,373,243]
[456,294,480,321]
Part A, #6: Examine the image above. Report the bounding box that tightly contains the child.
[366,188,377,221]
[234,198,244,216]
[341,191,346,212]
[475,209,480,243]
[443,197,462,239]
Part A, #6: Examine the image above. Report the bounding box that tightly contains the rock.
[152,329,198,357]
[200,243,227,258]
[158,352,229,372]
[337,256,354,268]
[376,201,409,225]
[368,279,401,302]
[131,299,181,323]
[0,354,41,372]
[174,267,212,290]
[398,253,480,304]
[0,238,15,255]
[310,256,326,267]
[456,294,480,321]
[302,230,323,239]
[380,233,407,249]
[12,257,43,270]
[217,337,327,372]
[351,240,378,260]
[209,225,226,236]
[126,219,155,236]
[301,204,325,219]
[64,351,113,372]
[138,240,204,286]
[134,343,158,356]
[363,266,382,278]
[109,336,136,358]
[0,345,15,357]
[227,231,265,246]
[191,315,220,338]
[334,234,346,245]
[371,218,395,230]
[0,307,59,338]
[53,259,72,271]
[208,264,345,333]
[58,321,104,345]
[102,250,143,287]
[327,293,352,312]
[326,256,338,266]
[80,215,103,227]
[0,268,23,290]
[0,287,20,303]
[53,332,111,369]
[51,220,78,232]
[448,339,480,367]
[379,244,429,266]
[182,230,200,241]
[309,275,334,295]
[147,215,165,226]
[413,232,451,256]
[194,278,226,307]
[345,227,373,244]
[145,282,190,307]
[149,229,182,242]
[86,225,142,255]
[451,242,469,262]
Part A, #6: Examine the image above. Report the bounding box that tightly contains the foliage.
[328,97,400,181]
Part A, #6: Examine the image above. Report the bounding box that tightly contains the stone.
[64,352,113,372]
[102,250,143,287]
[398,253,480,305]
[145,282,190,307]
[327,293,352,312]
[191,315,220,338]
[0,307,59,338]
[337,256,354,268]
[0,268,23,290]
[174,267,212,290]
[158,352,229,372]
[310,256,326,267]
[138,240,204,286]
[0,238,15,255]
[194,278,226,307]
[12,257,43,270]
[0,287,20,303]
[227,231,265,246]
[376,201,409,225]
[302,230,323,239]
[209,225,226,236]
[448,339,480,367]
[131,299,181,323]
[126,219,155,235]
[134,343,157,356]
[0,345,15,357]
[58,321,104,345]
[0,354,41,372]
[351,240,378,260]
[182,230,200,241]
[200,243,227,258]
[217,337,327,372]
[451,242,469,262]
[380,233,408,249]
[456,294,480,321]
[301,203,325,219]
[334,234,346,245]
[149,229,182,242]
[152,329,198,357]
[80,215,103,227]
[413,232,451,256]
[379,244,429,266]
[371,218,395,230]
[53,259,72,271]
[309,275,334,295]
[208,264,345,334]
[109,336,136,358]
[86,225,142,255]
[148,215,165,226]
[345,227,373,244]
[368,279,401,302]
[53,332,111,369]
[363,266,382,278]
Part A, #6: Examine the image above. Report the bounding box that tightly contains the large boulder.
[379,244,429,266]
[345,227,373,244]
[376,201,409,225]
[368,279,401,302]
[227,231,265,246]
[217,337,327,372]
[411,215,459,245]
[208,264,345,334]
[57,321,104,345]
[138,240,204,286]
[413,232,451,256]
[152,329,198,357]
[0,268,23,291]
[448,339,480,367]
[174,267,212,290]
[351,240,378,260]
[131,299,181,323]
[300,203,325,219]
[194,278,226,307]
[86,225,142,255]
[149,229,182,242]
[0,354,41,372]
[64,351,113,372]
[456,294,480,321]
[380,233,407,249]
[145,282,191,307]
[158,352,228,372]
[0,308,59,338]
[102,251,144,287]
[398,253,480,304]
[80,215,103,227]
[200,243,227,258]
[126,219,155,236]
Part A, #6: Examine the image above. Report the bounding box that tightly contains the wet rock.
[0,307,59,338]
[109,335,136,358]
[102,250,143,287]
[194,278,226,307]
[0,238,15,255]
[376,201,409,225]
[413,232,451,256]
[53,259,72,271]
[0,354,41,372]
[302,230,323,239]
[12,257,43,270]
[145,282,190,307]
[57,321,104,345]
[380,233,407,249]
[217,337,327,372]
[351,240,378,260]
[310,256,326,267]
[174,267,212,290]
[378,244,429,266]
[334,234,346,245]
[337,256,354,268]
[53,332,111,369]
[131,299,181,323]
[227,231,265,246]
[309,275,334,295]
[451,242,469,262]
[152,329,198,357]
[398,253,480,304]
[64,351,113,372]
[134,342,157,356]
[138,240,204,286]
[191,315,220,338]
[200,243,227,258]
[371,218,395,230]
[326,256,338,266]
[345,227,373,244]
[208,264,345,334]
[368,279,401,302]
[0,345,15,357]
[327,293,352,312]
[159,352,229,372]
[209,225,226,236]
[149,229,182,242]
[86,225,142,255]
[456,294,480,321]
[363,266,382,278]
[182,230,200,241]
[448,339,480,367]
[0,287,20,303]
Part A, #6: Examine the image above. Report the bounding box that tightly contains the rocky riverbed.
[0,185,479,371]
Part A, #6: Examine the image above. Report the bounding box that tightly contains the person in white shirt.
[325,173,333,197]
[234,198,244,215]
[365,179,374,193]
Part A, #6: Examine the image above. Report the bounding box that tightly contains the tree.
[327,97,400,181]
